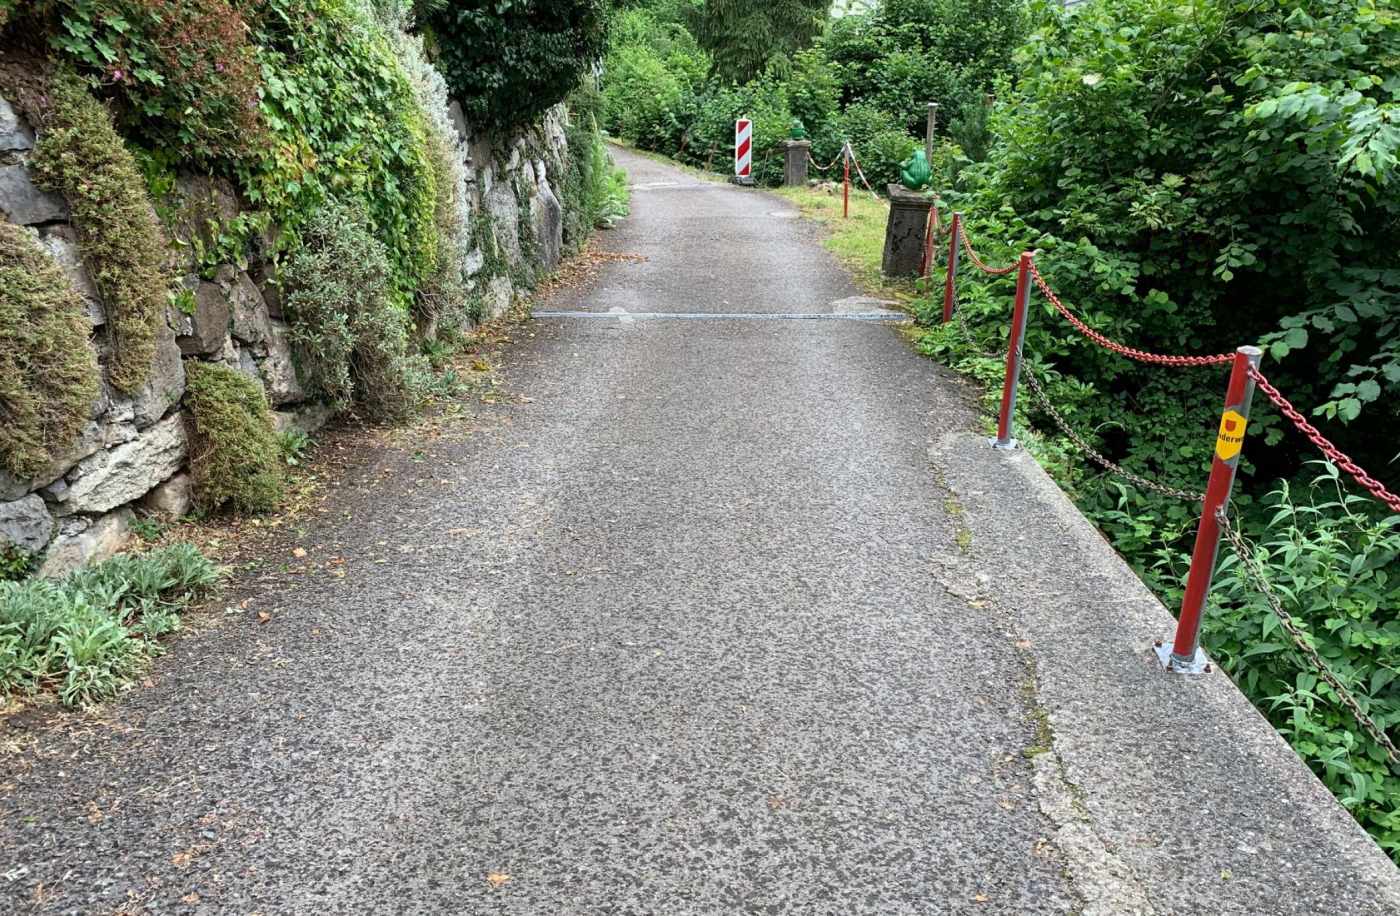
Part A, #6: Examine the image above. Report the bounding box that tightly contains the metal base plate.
[729,176,756,187]
[988,436,1019,450]
[1155,643,1209,674]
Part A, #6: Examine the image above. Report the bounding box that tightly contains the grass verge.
[772,185,910,301]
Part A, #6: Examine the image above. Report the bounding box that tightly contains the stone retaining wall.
[0,95,571,577]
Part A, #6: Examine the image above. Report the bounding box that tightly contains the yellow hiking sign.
[1216,409,1247,461]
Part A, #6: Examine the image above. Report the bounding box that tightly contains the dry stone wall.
[0,94,572,577]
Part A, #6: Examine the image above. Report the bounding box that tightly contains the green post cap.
[900,148,932,190]
[789,118,807,140]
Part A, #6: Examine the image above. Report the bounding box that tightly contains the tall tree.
[687,0,830,83]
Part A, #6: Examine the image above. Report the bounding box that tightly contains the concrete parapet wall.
[932,427,1400,911]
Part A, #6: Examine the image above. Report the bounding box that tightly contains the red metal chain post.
[1158,345,1263,674]
[842,142,851,220]
[942,212,962,323]
[840,144,851,221]
[992,252,1035,449]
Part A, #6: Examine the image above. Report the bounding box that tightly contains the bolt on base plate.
[988,436,1019,450]
[1155,643,1210,674]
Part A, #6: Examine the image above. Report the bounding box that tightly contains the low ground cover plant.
[0,544,218,707]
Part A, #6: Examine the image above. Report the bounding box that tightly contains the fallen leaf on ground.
[257,612,271,624]
[292,547,307,558]
[486,872,512,888]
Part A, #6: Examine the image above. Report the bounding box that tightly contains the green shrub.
[0,546,37,583]
[425,0,608,133]
[859,128,917,192]
[237,0,439,299]
[0,221,101,480]
[30,69,170,395]
[565,90,631,244]
[183,361,284,513]
[604,42,691,149]
[782,47,843,162]
[1194,473,1400,855]
[47,0,266,161]
[682,80,793,184]
[598,0,1026,185]
[600,7,708,149]
[282,199,426,420]
[0,542,217,707]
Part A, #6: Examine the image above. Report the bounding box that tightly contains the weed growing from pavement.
[0,544,218,707]
[277,430,314,468]
[932,468,975,555]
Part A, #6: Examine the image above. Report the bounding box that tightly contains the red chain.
[1249,367,1400,514]
[959,226,1017,276]
[1027,259,1235,368]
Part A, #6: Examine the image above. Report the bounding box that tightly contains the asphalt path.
[4,148,1397,914]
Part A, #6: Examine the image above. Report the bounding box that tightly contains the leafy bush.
[564,85,631,244]
[0,221,101,480]
[0,546,37,583]
[959,0,1400,456]
[1196,472,1400,855]
[0,543,217,707]
[677,79,794,184]
[47,0,265,161]
[30,69,170,394]
[237,0,438,299]
[857,128,917,192]
[282,199,426,420]
[604,42,692,150]
[425,0,608,133]
[183,361,284,513]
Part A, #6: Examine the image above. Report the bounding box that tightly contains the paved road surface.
[3,149,1398,914]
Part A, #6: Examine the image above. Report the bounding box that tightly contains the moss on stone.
[183,361,283,514]
[0,221,101,480]
[29,70,170,395]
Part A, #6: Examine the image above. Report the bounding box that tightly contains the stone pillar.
[881,184,934,278]
[782,140,812,187]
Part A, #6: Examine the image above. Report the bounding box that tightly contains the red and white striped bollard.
[734,118,752,185]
